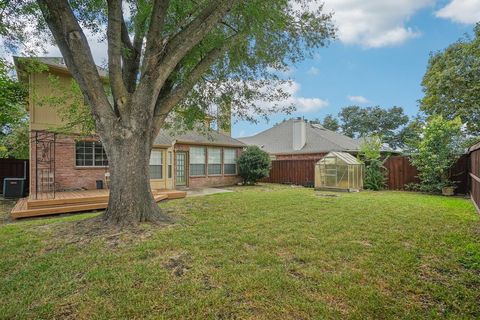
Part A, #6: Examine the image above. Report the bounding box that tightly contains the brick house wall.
[30,131,107,195]
[30,132,243,195]
[174,143,242,188]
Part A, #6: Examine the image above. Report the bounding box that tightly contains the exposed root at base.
[31,211,178,250]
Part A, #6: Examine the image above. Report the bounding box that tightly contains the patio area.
[10,189,186,219]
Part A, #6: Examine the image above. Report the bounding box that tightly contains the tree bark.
[102,132,171,225]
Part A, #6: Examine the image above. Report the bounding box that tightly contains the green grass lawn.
[1,184,479,319]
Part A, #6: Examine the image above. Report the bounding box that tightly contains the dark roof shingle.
[238,119,361,154]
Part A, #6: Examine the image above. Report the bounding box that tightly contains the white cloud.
[307,66,320,75]
[347,95,369,104]
[294,0,434,48]
[273,81,328,113]
[266,66,296,77]
[436,0,480,24]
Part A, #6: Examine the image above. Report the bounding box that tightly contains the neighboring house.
[238,118,362,161]
[14,57,244,196]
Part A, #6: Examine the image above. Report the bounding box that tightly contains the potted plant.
[441,181,456,196]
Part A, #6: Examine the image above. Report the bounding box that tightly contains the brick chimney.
[292,117,306,151]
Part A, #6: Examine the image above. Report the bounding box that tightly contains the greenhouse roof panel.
[320,152,363,165]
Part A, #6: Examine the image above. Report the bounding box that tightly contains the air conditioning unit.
[3,178,26,198]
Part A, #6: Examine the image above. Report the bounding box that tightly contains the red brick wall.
[275,153,327,161]
[30,131,107,194]
[30,132,243,194]
[175,143,242,188]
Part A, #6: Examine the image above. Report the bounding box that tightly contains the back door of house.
[175,152,187,186]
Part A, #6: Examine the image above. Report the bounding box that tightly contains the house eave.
[174,139,245,148]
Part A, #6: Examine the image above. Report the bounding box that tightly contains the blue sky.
[233,0,480,138]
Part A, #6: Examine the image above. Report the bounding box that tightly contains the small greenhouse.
[315,152,364,192]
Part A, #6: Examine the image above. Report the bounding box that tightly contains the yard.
[0,184,479,319]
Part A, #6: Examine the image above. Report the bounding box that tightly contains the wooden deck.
[11,189,186,219]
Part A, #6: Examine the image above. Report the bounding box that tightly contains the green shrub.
[409,116,463,193]
[237,146,271,185]
[359,135,387,191]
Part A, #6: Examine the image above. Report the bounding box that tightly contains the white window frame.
[207,147,222,176]
[223,148,237,175]
[189,146,206,176]
[149,150,164,180]
[167,151,173,179]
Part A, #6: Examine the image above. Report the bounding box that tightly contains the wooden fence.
[263,155,470,193]
[383,156,419,190]
[469,143,480,212]
[0,159,29,193]
[384,155,469,193]
[261,159,316,186]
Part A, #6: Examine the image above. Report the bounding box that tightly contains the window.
[208,148,221,175]
[223,148,237,174]
[75,141,108,167]
[150,150,163,179]
[167,151,173,179]
[190,147,206,176]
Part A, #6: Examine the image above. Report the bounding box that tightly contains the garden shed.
[315,152,364,192]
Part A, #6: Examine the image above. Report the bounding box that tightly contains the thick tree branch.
[153,38,236,120]
[37,0,114,129]
[121,19,143,93]
[143,0,170,68]
[137,0,239,118]
[107,0,128,113]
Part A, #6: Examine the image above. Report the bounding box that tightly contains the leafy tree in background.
[420,24,480,136]
[237,146,271,185]
[0,58,28,158]
[359,135,386,191]
[321,114,339,132]
[338,105,409,149]
[5,0,335,225]
[409,116,463,193]
[0,123,29,159]
[397,115,426,153]
[0,59,27,134]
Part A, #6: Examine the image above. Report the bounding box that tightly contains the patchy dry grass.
[0,184,479,319]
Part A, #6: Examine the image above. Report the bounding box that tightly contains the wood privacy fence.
[0,159,29,193]
[384,155,469,194]
[261,159,316,186]
[383,156,419,190]
[469,143,480,212]
[264,155,470,193]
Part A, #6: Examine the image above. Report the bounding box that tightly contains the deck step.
[11,193,175,219]
[27,195,110,209]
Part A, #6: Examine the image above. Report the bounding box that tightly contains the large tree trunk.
[102,132,171,225]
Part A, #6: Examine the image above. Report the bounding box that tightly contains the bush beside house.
[238,146,271,185]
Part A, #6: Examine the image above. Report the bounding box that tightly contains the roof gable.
[238,119,361,154]
[154,129,245,147]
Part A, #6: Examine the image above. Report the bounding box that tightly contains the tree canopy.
[420,24,480,136]
[321,114,339,132]
[333,105,409,149]
[0,58,29,159]
[5,0,336,129]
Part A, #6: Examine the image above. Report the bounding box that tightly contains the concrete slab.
[185,187,233,197]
